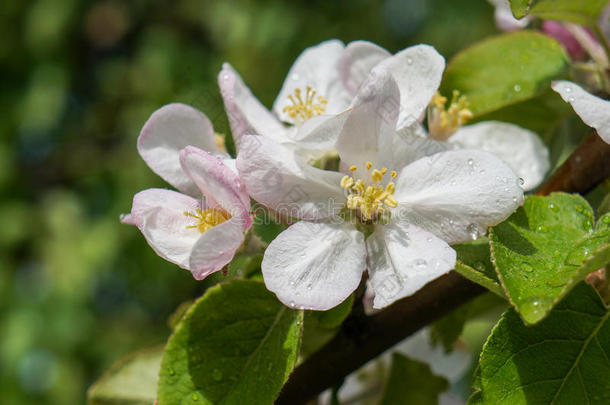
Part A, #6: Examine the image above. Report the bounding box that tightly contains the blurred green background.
[0,0,498,403]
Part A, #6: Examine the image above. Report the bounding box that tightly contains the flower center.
[282,86,328,124]
[184,208,231,233]
[427,90,473,141]
[340,162,398,222]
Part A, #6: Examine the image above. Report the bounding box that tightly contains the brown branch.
[276,131,610,405]
[537,131,610,196]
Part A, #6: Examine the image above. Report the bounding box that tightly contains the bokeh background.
[0,1,499,403]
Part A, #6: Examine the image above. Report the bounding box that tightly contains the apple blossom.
[121,104,252,280]
[218,40,444,153]
[237,70,524,310]
[552,80,610,145]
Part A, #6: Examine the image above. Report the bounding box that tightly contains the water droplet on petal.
[406,58,413,65]
[479,169,486,175]
[467,158,474,166]
[466,223,479,240]
[518,177,525,187]
[565,86,572,93]
[426,237,433,242]
[289,301,296,308]
[291,73,300,81]
[568,96,575,102]
[414,259,427,269]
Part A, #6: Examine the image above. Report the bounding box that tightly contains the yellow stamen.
[214,133,226,152]
[184,208,231,233]
[427,90,473,141]
[340,164,398,222]
[282,86,328,125]
[349,165,357,172]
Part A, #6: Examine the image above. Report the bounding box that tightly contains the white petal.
[236,135,345,220]
[218,63,287,146]
[488,0,531,31]
[137,103,221,196]
[339,40,391,96]
[552,80,610,144]
[262,221,366,310]
[189,218,245,280]
[179,147,251,230]
[372,44,445,129]
[273,40,352,122]
[289,111,350,150]
[337,72,449,176]
[393,150,523,245]
[449,121,550,191]
[367,222,456,309]
[128,188,205,270]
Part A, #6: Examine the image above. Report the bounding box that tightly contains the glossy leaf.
[490,193,610,324]
[441,31,568,116]
[454,241,505,297]
[157,280,303,405]
[476,283,610,404]
[509,0,608,25]
[87,347,162,405]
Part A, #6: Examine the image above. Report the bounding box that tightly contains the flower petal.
[449,121,550,191]
[393,150,523,245]
[218,63,287,146]
[372,44,445,129]
[367,222,456,309]
[339,40,391,96]
[262,221,366,310]
[552,80,610,144]
[137,103,221,196]
[189,217,245,280]
[273,40,352,122]
[488,0,531,32]
[179,146,251,230]
[288,111,351,151]
[337,72,449,176]
[236,135,345,220]
[128,188,205,270]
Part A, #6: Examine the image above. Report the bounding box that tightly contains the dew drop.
[414,259,427,269]
[451,180,457,186]
[306,283,312,290]
[467,158,474,166]
[192,393,199,401]
[212,369,223,381]
[513,84,521,92]
[449,219,454,225]
[466,223,479,240]
[291,73,300,81]
[518,177,525,187]
[564,86,572,93]
[568,96,575,102]
[426,237,433,242]
[406,58,413,65]
[479,169,486,175]
[603,216,610,224]
[168,368,176,376]
[522,262,533,272]
[512,196,517,202]
[289,301,296,308]
[548,203,558,212]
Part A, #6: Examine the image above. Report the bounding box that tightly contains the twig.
[276,131,610,404]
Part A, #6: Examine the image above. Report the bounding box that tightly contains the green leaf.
[157,280,303,405]
[491,193,610,324]
[454,240,505,297]
[476,283,610,404]
[431,293,505,352]
[441,31,568,116]
[87,347,162,405]
[253,209,286,244]
[380,353,449,405]
[509,0,608,25]
[301,295,354,358]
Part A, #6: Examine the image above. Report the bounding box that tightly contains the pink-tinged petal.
[179,146,251,231]
[367,222,456,309]
[137,103,221,196]
[372,44,445,129]
[393,150,523,245]
[189,218,245,280]
[262,221,366,310]
[449,121,550,191]
[337,71,449,177]
[542,21,586,59]
[218,63,287,146]
[119,213,136,225]
[552,81,610,144]
[128,188,205,270]
[339,40,391,96]
[273,40,352,122]
[236,135,345,220]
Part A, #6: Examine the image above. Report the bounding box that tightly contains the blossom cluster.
[121,39,583,310]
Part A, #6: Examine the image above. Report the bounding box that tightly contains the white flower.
[122,104,251,279]
[236,70,524,310]
[552,80,610,144]
[218,40,444,153]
